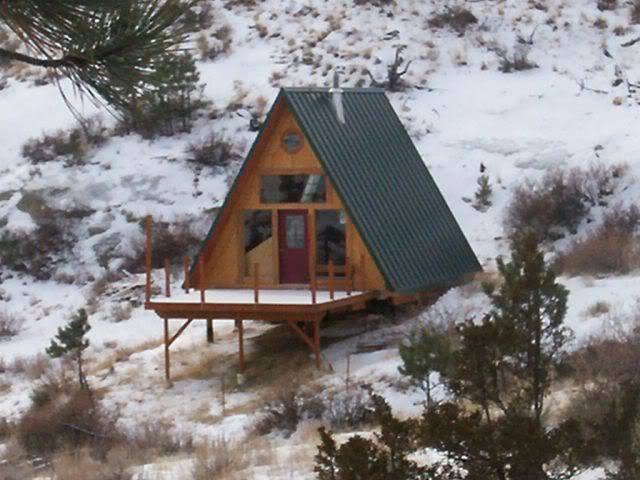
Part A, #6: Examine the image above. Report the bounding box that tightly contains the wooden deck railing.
[145,216,363,306]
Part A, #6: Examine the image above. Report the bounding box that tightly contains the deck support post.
[237,319,245,373]
[206,318,214,343]
[199,256,205,303]
[145,216,152,303]
[313,318,321,369]
[328,261,335,300]
[163,317,171,385]
[164,258,171,298]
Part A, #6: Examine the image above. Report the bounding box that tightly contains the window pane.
[316,210,346,267]
[261,175,326,203]
[286,215,305,248]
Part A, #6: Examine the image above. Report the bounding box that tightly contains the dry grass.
[90,337,164,375]
[191,438,250,480]
[3,354,51,379]
[0,310,25,337]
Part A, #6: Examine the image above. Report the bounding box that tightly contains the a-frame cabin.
[145,87,481,382]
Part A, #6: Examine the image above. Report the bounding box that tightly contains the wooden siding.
[199,99,386,291]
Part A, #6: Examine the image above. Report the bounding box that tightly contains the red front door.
[279,210,309,284]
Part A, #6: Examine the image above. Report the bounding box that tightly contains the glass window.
[260,175,326,203]
[244,210,273,277]
[316,210,346,267]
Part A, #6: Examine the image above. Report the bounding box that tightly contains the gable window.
[260,175,326,203]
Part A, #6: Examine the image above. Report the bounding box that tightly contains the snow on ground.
[2,0,640,478]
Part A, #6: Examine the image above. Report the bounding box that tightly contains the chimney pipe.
[329,70,345,124]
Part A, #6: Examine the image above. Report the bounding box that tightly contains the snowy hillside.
[2,0,640,478]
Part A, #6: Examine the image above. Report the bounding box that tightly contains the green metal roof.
[191,87,481,294]
[282,87,481,294]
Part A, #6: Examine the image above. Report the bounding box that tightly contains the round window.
[282,130,303,153]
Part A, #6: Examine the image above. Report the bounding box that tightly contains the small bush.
[187,133,241,170]
[428,6,478,34]
[505,164,624,241]
[21,119,108,167]
[473,174,492,211]
[0,310,25,337]
[123,420,192,457]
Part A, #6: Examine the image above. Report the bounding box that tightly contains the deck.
[146,288,377,322]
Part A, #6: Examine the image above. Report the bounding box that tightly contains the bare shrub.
[17,389,118,457]
[428,6,478,34]
[6,354,51,379]
[322,387,375,429]
[187,133,241,170]
[555,205,640,276]
[495,45,538,73]
[51,447,135,480]
[505,164,624,241]
[21,119,108,167]
[633,0,640,23]
[192,438,249,480]
[121,219,200,273]
[598,0,617,9]
[0,310,25,337]
[123,420,193,457]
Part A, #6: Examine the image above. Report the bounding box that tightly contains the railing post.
[145,215,152,303]
[254,263,260,304]
[183,256,190,293]
[328,260,335,300]
[199,256,205,304]
[309,248,317,305]
[360,253,366,292]
[164,258,171,298]
[346,258,352,296]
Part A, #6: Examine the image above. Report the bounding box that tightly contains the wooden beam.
[183,256,190,293]
[328,261,335,300]
[287,320,315,351]
[237,319,245,372]
[360,253,366,291]
[163,317,170,382]
[199,256,205,304]
[313,317,321,368]
[145,215,152,303]
[346,258,352,296]
[254,263,260,304]
[168,318,193,347]
[206,318,214,343]
[164,258,171,298]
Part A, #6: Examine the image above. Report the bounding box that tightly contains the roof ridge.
[282,87,386,93]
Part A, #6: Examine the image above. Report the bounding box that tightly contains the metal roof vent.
[329,70,345,125]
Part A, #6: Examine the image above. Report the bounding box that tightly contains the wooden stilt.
[145,216,152,303]
[206,318,214,343]
[164,258,171,298]
[237,319,245,372]
[183,256,190,293]
[199,256,205,303]
[313,318,321,369]
[253,263,260,304]
[163,317,170,383]
[328,261,335,300]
